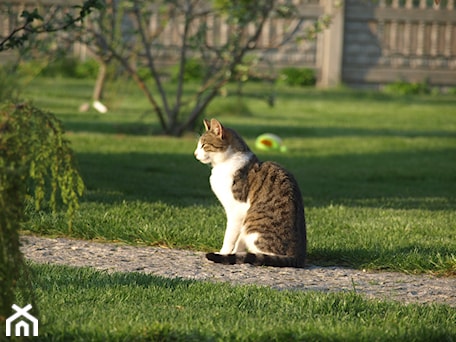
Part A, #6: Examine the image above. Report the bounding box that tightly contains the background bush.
[279,67,316,87]
[383,80,431,95]
[16,58,102,79]
[171,58,204,82]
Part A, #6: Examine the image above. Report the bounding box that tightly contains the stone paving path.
[21,235,456,307]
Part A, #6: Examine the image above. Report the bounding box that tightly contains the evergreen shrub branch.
[0,101,84,319]
[1,102,84,228]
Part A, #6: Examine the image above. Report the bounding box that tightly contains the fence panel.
[0,0,324,75]
[2,0,455,87]
[343,0,456,86]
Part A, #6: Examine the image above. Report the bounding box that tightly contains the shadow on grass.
[281,88,456,104]
[77,152,212,206]
[76,147,456,210]
[32,264,197,291]
[238,125,456,140]
[65,119,164,136]
[308,245,456,274]
[297,147,456,210]
[63,118,456,140]
[220,84,456,106]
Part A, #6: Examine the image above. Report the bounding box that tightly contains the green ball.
[255,133,287,152]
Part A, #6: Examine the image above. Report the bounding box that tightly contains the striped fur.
[194,119,306,268]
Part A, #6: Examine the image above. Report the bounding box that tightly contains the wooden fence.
[1,0,455,87]
[341,0,456,87]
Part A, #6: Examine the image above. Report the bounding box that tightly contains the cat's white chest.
[210,153,251,210]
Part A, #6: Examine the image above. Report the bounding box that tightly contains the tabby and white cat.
[194,119,306,267]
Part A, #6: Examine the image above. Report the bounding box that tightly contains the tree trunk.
[92,61,107,101]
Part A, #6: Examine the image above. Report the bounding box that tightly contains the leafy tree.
[74,0,330,136]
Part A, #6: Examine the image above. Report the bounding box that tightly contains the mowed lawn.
[23,78,456,275]
[17,77,456,341]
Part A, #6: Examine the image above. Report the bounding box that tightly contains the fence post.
[318,0,345,88]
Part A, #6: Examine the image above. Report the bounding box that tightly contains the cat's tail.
[206,252,305,268]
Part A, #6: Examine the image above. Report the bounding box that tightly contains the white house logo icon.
[5,304,38,337]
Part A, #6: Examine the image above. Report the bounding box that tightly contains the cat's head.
[194,118,250,165]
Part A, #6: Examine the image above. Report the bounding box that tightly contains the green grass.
[19,263,455,341]
[12,77,456,341]
[21,77,456,275]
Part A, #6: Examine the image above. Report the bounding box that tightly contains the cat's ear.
[210,119,224,138]
[203,119,211,131]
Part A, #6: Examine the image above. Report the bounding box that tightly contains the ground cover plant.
[14,77,456,340]
[22,77,456,275]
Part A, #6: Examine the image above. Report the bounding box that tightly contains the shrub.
[279,67,316,87]
[41,57,80,78]
[74,59,100,79]
[208,97,253,117]
[447,87,456,95]
[0,102,84,319]
[383,80,431,95]
[17,60,49,79]
[18,58,101,79]
[171,58,204,82]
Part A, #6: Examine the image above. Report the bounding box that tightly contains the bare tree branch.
[172,0,193,127]
[45,0,312,136]
[132,1,172,121]
[0,0,103,51]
